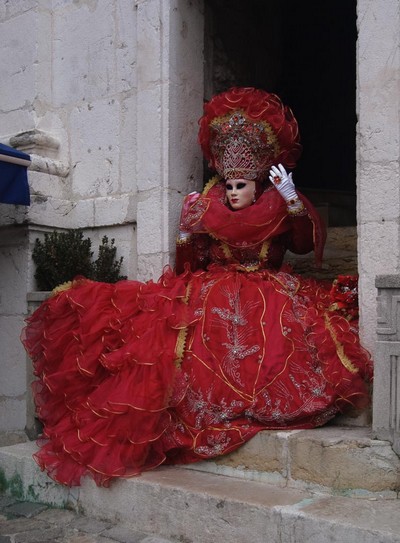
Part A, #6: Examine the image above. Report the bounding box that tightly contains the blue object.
[0,143,31,205]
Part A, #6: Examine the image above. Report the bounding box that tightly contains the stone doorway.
[204,0,358,278]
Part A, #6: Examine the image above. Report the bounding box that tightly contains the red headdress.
[198,87,302,182]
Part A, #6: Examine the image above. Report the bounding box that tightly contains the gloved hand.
[269,163,298,204]
[178,191,201,239]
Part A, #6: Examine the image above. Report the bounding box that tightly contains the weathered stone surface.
[5,501,48,518]
[357,0,400,358]
[2,443,400,543]
[288,427,400,492]
[184,427,400,496]
[212,430,290,476]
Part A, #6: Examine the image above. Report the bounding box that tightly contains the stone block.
[0,431,27,447]
[34,8,52,106]
[136,191,165,254]
[357,221,399,350]
[0,110,35,140]
[69,516,114,535]
[168,84,204,193]
[136,0,163,87]
[373,276,400,454]
[103,525,147,543]
[1,0,40,20]
[27,197,95,230]
[0,442,75,507]
[115,1,138,94]
[136,86,163,190]
[0,204,28,226]
[69,100,120,198]
[358,161,400,223]
[212,430,288,476]
[120,94,138,195]
[0,316,27,397]
[186,427,400,496]
[282,495,400,543]
[34,111,68,162]
[0,232,29,314]
[93,195,136,227]
[0,398,26,432]
[168,0,204,84]
[52,1,115,106]
[288,427,400,492]
[6,501,48,518]
[357,1,400,163]
[358,222,399,274]
[0,12,36,112]
[28,170,67,201]
[137,253,171,282]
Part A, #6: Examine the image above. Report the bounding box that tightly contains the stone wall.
[357,0,400,354]
[0,0,204,438]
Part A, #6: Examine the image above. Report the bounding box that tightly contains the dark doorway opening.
[204,0,357,226]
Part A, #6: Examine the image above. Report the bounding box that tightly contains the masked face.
[225,178,256,210]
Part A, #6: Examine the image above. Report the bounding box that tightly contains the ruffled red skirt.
[22,267,372,486]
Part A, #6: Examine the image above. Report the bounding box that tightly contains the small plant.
[91,236,126,283]
[32,229,127,291]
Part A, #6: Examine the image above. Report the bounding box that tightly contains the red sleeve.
[285,213,315,254]
[175,234,211,275]
[284,194,327,265]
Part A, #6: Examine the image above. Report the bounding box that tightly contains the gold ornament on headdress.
[209,110,280,181]
[198,87,302,182]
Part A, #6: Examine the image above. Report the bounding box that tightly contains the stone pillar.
[357,0,400,354]
[357,0,400,439]
[374,276,400,455]
[135,0,204,280]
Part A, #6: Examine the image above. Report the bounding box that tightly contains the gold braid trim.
[202,175,221,196]
[218,239,271,272]
[220,242,233,260]
[324,314,358,374]
[173,280,193,368]
[259,239,270,260]
[51,280,74,297]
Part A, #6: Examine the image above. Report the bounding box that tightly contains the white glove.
[269,164,298,203]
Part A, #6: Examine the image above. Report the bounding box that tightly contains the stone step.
[183,426,400,497]
[0,441,400,543]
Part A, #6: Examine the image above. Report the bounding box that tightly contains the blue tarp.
[0,143,31,205]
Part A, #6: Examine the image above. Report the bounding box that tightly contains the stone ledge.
[0,431,27,448]
[185,426,400,496]
[376,275,400,289]
[0,442,400,543]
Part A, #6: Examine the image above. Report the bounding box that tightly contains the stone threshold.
[0,438,400,543]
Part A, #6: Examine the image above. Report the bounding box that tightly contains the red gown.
[22,178,372,487]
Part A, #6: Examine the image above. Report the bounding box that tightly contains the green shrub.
[32,229,127,291]
[92,236,126,283]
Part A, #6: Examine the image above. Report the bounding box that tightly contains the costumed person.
[22,87,372,488]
